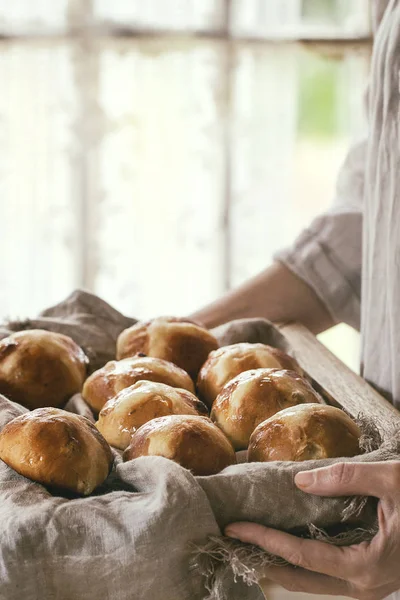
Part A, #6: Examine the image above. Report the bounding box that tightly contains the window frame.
[0,0,374,292]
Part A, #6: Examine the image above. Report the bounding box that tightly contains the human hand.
[225,461,400,599]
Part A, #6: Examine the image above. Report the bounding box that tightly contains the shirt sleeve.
[275,1,390,331]
[275,139,366,330]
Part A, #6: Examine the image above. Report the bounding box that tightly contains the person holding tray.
[191,1,400,598]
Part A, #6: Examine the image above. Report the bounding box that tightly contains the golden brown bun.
[248,403,361,462]
[197,343,303,408]
[0,330,88,411]
[116,317,219,380]
[123,414,236,476]
[211,368,321,450]
[0,408,113,495]
[82,356,195,414]
[96,381,208,450]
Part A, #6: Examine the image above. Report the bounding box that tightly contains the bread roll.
[248,403,361,462]
[0,408,113,495]
[197,343,303,408]
[211,368,321,450]
[116,317,219,379]
[96,381,208,450]
[0,330,88,410]
[82,356,195,413]
[123,414,236,475]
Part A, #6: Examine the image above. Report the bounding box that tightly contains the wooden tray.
[278,322,400,438]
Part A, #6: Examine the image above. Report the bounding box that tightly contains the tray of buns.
[0,309,397,495]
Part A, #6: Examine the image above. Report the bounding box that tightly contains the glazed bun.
[96,381,208,450]
[248,403,361,462]
[82,356,195,413]
[211,368,321,450]
[116,317,219,380]
[0,330,88,410]
[123,414,236,476]
[0,408,113,495]
[197,343,303,408]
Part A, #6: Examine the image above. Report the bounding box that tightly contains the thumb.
[294,461,400,498]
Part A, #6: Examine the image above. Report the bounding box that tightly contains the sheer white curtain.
[93,40,228,316]
[0,0,369,368]
[0,43,79,317]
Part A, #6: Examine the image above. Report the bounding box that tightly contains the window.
[0,1,371,369]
